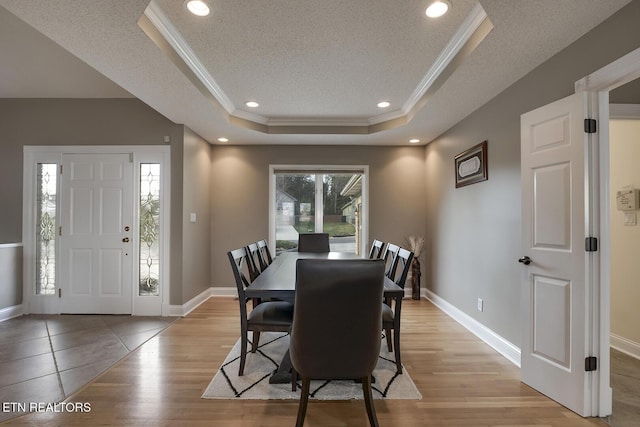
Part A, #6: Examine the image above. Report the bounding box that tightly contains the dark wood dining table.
[245,251,404,384]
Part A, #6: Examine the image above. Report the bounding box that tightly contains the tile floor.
[0,314,175,422]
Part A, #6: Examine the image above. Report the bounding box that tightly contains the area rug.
[202,332,422,400]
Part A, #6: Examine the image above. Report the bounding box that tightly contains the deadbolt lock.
[124,226,130,231]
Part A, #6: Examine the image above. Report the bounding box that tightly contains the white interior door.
[59,153,134,314]
[520,92,594,416]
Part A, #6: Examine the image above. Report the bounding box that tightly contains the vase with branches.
[406,236,425,300]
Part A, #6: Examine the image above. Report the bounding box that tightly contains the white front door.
[59,153,134,314]
[520,92,595,416]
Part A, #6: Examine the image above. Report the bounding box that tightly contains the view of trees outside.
[275,172,360,253]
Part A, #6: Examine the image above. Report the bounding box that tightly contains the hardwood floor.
[2,298,609,426]
[609,348,640,426]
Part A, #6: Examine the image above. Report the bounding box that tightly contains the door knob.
[122,237,130,243]
[518,256,532,265]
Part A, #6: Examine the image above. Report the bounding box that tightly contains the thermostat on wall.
[616,188,640,211]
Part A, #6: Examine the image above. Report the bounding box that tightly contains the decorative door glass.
[140,164,161,296]
[36,163,57,295]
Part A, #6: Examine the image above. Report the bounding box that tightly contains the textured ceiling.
[0,0,632,145]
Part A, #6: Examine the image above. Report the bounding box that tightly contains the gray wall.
[210,145,427,288]
[180,127,212,303]
[0,245,22,311]
[424,0,640,347]
[0,98,191,306]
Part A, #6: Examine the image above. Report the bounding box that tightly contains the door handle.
[122,237,130,243]
[518,256,532,265]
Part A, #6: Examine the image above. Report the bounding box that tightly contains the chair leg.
[295,378,311,427]
[361,376,379,427]
[384,327,393,352]
[393,328,402,374]
[291,368,298,392]
[251,331,261,352]
[239,333,247,376]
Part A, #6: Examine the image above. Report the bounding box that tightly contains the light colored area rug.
[202,332,422,400]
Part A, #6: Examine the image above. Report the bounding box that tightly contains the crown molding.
[402,3,489,114]
[143,0,236,114]
[141,0,492,135]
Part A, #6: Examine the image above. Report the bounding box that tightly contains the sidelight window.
[140,163,161,296]
[35,163,57,295]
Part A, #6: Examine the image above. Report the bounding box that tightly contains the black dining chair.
[256,239,273,271]
[290,258,384,427]
[297,233,330,253]
[228,247,294,376]
[368,239,385,259]
[382,247,413,373]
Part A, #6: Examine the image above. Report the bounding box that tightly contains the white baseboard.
[0,304,24,323]
[611,333,640,360]
[164,287,236,317]
[425,289,521,367]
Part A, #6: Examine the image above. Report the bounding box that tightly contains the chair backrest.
[256,239,273,268]
[368,239,385,259]
[290,259,384,380]
[227,247,252,306]
[391,248,414,289]
[382,243,400,278]
[297,233,330,253]
[245,242,262,280]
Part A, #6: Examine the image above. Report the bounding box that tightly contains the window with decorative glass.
[36,163,57,295]
[139,164,161,296]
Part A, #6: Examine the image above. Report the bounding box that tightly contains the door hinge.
[59,226,62,236]
[129,153,133,163]
[59,164,63,174]
[585,356,598,372]
[585,237,598,252]
[584,118,597,133]
[58,288,62,298]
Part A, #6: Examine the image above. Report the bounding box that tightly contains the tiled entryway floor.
[0,314,175,422]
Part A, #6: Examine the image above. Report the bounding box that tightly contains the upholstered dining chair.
[381,243,400,278]
[256,239,273,271]
[368,239,385,259]
[227,247,294,376]
[290,258,384,427]
[297,233,330,253]
[382,247,414,373]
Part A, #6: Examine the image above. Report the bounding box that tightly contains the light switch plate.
[624,212,637,226]
[190,212,197,223]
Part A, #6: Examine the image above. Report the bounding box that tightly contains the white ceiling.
[0,0,631,145]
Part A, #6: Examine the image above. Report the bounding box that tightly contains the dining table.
[245,251,404,384]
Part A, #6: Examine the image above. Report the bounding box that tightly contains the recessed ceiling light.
[409,139,420,144]
[217,137,229,143]
[425,1,451,18]
[377,101,391,108]
[186,0,210,17]
[245,101,259,108]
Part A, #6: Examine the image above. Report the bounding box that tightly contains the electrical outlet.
[477,298,483,312]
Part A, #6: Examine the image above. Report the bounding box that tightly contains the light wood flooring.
[609,348,640,426]
[2,298,611,426]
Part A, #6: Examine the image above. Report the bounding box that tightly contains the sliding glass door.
[273,168,365,255]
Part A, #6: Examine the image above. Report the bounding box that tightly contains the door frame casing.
[574,46,640,417]
[22,145,171,316]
